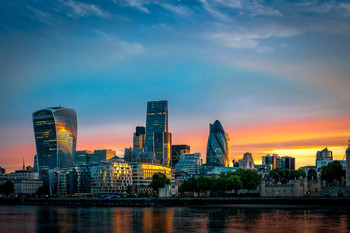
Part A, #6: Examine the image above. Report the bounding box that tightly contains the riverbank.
[2,196,350,207]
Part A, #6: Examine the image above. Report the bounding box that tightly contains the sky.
[0,0,350,171]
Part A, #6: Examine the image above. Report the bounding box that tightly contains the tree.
[307,168,317,180]
[0,181,14,196]
[150,173,170,193]
[297,169,306,178]
[226,175,242,194]
[321,161,345,184]
[197,176,211,193]
[211,176,226,194]
[236,169,261,192]
[288,170,299,180]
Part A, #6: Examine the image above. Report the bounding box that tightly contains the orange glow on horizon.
[0,116,349,172]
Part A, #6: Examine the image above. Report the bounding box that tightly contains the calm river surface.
[1,205,350,233]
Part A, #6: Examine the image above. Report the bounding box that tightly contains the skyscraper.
[262,154,280,170]
[206,120,230,167]
[145,100,172,166]
[133,126,145,149]
[346,140,350,187]
[33,107,77,173]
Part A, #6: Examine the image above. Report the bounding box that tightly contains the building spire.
[22,157,25,170]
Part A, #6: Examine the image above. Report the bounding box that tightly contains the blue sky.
[0,0,350,170]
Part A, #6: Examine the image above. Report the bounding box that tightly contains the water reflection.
[0,205,349,233]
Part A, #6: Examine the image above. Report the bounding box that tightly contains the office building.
[74,150,94,165]
[33,154,38,172]
[239,152,255,169]
[346,140,350,187]
[133,126,145,148]
[279,156,296,170]
[171,145,190,167]
[316,148,333,173]
[175,153,202,175]
[93,149,116,163]
[262,154,280,170]
[130,163,173,187]
[32,107,77,173]
[124,147,154,163]
[206,120,230,167]
[90,162,132,194]
[144,100,172,166]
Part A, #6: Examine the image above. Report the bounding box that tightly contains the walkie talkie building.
[206,120,230,167]
[33,107,77,173]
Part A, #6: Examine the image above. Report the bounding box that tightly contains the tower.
[346,140,350,187]
[33,107,77,174]
[144,100,172,166]
[206,120,230,167]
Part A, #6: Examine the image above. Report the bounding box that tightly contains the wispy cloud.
[62,0,112,18]
[205,24,301,51]
[200,0,282,18]
[115,0,151,13]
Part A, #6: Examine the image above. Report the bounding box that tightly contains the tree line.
[179,169,261,196]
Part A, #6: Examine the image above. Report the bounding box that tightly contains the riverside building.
[90,162,132,194]
[130,163,173,187]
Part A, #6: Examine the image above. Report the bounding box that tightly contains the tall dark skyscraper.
[32,107,77,173]
[145,100,172,166]
[206,120,230,167]
[133,126,145,148]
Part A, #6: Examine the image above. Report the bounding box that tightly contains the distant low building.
[0,167,6,174]
[201,164,238,175]
[175,153,202,176]
[255,164,272,174]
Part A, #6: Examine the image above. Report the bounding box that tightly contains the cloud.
[205,24,301,51]
[157,3,192,16]
[115,0,151,13]
[200,0,282,18]
[62,0,112,18]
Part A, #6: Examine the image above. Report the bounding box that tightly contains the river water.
[0,205,349,232]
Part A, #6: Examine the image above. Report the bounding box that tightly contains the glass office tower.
[133,126,145,149]
[145,100,172,166]
[206,120,229,167]
[33,107,77,173]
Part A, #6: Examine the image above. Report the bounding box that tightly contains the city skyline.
[1,102,349,172]
[1,0,350,171]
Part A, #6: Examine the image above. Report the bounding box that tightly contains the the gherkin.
[206,120,230,167]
